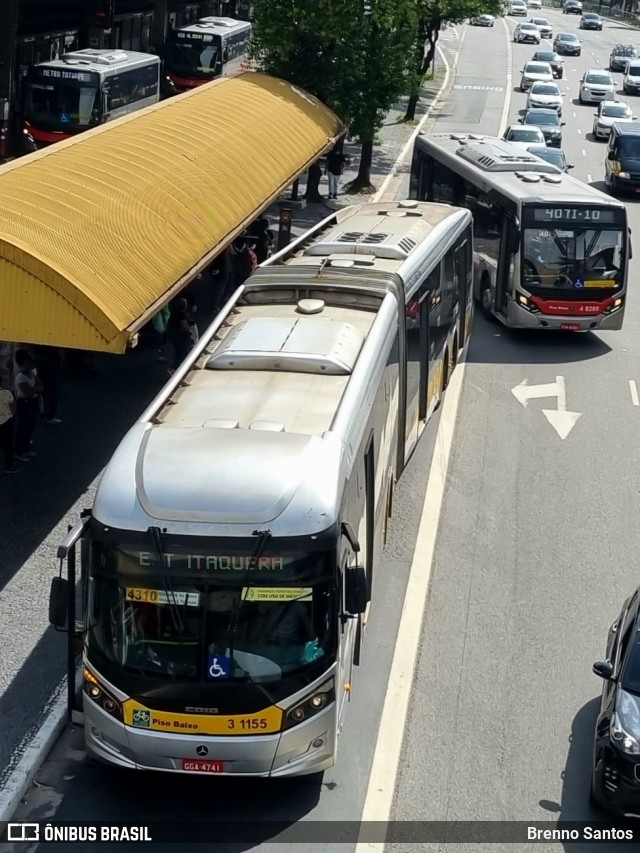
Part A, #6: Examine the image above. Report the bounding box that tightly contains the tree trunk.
[404,23,439,122]
[344,139,375,193]
[304,161,324,203]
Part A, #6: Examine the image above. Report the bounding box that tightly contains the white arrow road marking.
[511,375,582,439]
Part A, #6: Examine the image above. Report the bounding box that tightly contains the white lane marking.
[582,149,586,156]
[587,173,593,182]
[499,16,514,135]
[512,376,582,440]
[356,362,467,851]
[373,34,457,201]
[573,111,577,117]
[630,380,639,407]
[577,128,582,134]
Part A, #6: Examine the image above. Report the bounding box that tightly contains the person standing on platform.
[13,349,42,462]
[0,386,17,474]
[326,143,348,200]
[36,345,63,425]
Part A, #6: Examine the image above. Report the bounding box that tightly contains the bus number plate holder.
[182,759,224,772]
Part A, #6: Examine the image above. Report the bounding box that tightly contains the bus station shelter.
[0,73,343,353]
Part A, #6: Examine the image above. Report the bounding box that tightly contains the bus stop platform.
[0,73,342,354]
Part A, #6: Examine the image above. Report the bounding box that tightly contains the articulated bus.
[50,200,472,778]
[164,17,252,91]
[411,133,630,331]
[23,49,162,148]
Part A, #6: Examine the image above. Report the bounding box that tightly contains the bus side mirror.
[49,576,69,630]
[345,565,368,615]
[607,151,616,160]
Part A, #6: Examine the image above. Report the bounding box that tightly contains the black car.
[521,108,564,146]
[553,32,582,56]
[532,50,564,79]
[563,0,583,12]
[592,589,640,815]
[580,12,603,29]
[526,144,574,171]
[611,44,639,72]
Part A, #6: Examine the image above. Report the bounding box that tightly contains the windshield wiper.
[148,526,187,641]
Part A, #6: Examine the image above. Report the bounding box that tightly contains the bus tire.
[480,281,495,322]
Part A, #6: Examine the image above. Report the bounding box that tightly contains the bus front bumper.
[84,701,336,777]
[504,299,624,330]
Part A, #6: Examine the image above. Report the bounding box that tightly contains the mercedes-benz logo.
[196,745,208,757]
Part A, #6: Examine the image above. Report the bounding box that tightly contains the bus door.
[495,215,518,317]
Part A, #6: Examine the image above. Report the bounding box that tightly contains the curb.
[0,32,465,828]
[0,678,69,823]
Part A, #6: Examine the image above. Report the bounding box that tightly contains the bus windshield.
[24,79,100,129]
[86,544,335,682]
[166,34,222,79]
[522,227,624,289]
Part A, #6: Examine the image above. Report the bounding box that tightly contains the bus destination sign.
[34,67,99,84]
[138,552,286,572]
[530,207,618,225]
[177,32,214,42]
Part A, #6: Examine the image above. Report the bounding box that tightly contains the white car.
[528,0,542,8]
[579,69,615,104]
[529,17,553,37]
[514,22,541,43]
[503,125,547,148]
[520,61,554,91]
[509,0,528,15]
[592,100,637,138]
[527,81,564,114]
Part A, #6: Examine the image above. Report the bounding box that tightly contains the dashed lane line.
[630,380,639,407]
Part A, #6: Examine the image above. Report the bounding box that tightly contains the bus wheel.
[480,284,495,322]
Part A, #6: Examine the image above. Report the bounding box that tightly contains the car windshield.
[526,64,550,74]
[522,228,624,291]
[615,46,638,56]
[603,104,631,117]
[533,18,548,24]
[622,628,640,695]
[529,146,565,168]
[534,52,555,61]
[584,13,599,18]
[531,83,559,95]
[525,112,558,125]
[86,543,335,682]
[627,65,640,76]
[522,24,537,29]
[586,73,612,84]
[616,137,640,158]
[508,128,543,140]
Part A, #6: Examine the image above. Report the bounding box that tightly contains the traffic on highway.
[5,3,640,851]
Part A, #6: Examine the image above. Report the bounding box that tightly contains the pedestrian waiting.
[14,349,42,463]
[35,345,63,425]
[165,298,194,374]
[0,385,17,474]
[325,142,349,200]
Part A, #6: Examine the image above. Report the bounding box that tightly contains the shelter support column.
[0,0,19,159]
[152,0,169,59]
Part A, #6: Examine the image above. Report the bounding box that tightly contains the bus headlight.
[283,679,335,730]
[83,668,123,721]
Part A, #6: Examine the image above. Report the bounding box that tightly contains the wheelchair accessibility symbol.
[60,112,71,124]
[207,655,231,679]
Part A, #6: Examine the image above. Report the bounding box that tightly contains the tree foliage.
[251,0,417,194]
[404,0,503,120]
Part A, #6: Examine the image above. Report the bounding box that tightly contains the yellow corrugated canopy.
[0,73,342,352]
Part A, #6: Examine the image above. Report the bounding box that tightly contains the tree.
[250,0,371,201]
[344,0,418,192]
[404,0,502,121]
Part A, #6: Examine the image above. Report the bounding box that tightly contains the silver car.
[592,100,637,139]
[579,69,615,104]
[530,17,553,37]
[514,22,541,43]
[520,61,554,91]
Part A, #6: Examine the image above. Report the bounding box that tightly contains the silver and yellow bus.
[23,49,161,148]
[50,200,472,777]
[410,133,630,331]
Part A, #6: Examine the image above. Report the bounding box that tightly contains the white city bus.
[23,49,161,148]
[165,17,252,91]
[410,133,630,331]
[50,200,472,778]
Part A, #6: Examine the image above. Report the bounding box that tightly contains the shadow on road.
[466,311,612,366]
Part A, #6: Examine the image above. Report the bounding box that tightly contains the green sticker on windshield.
[241,587,312,602]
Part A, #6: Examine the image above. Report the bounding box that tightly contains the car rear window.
[526,63,550,73]
[585,73,613,84]
[627,64,640,75]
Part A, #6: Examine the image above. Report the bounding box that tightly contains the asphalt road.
[3,10,637,853]
[388,8,640,853]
